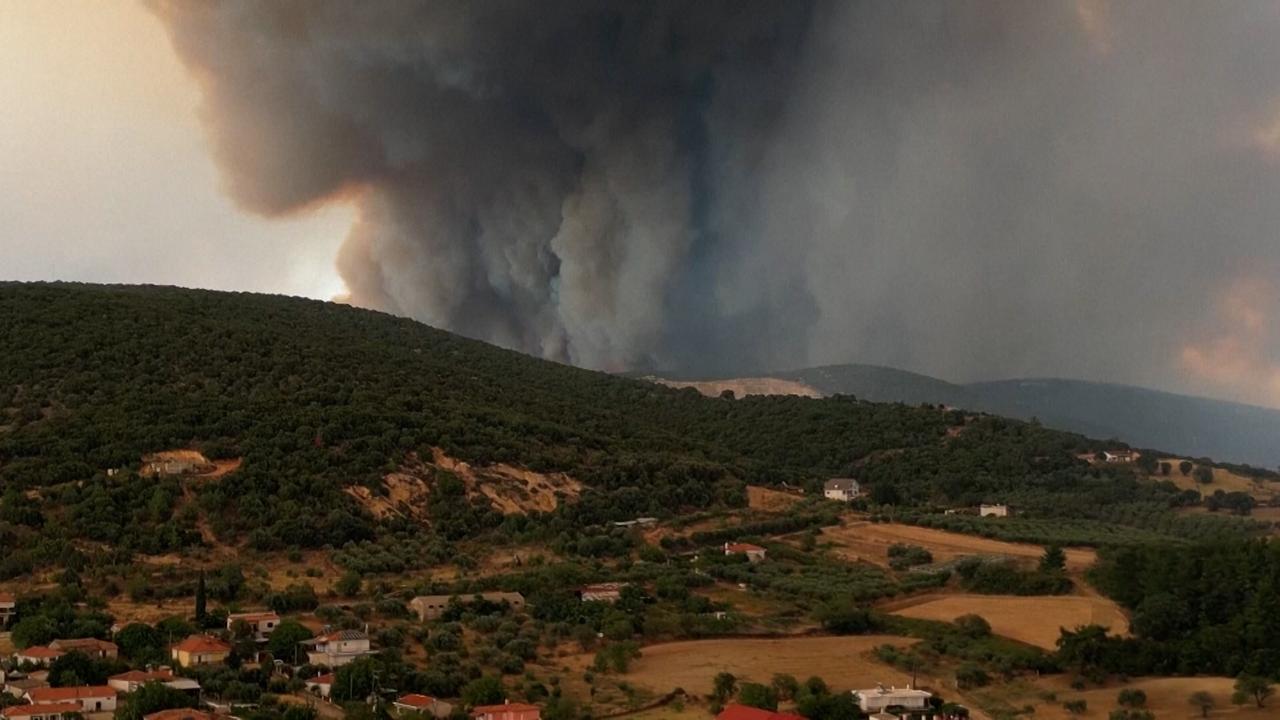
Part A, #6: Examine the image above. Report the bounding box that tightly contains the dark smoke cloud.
[151,1,1280,404]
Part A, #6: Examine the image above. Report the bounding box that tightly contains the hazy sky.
[0,0,350,300]
[4,1,1280,410]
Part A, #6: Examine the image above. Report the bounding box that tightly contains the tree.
[771,674,799,702]
[1108,711,1153,720]
[267,618,314,662]
[954,614,991,639]
[1193,466,1214,485]
[816,603,874,635]
[1180,460,1194,476]
[955,664,990,689]
[1063,699,1087,715]
[1158,462,1171,476]
[461,676,505,707]
[712,672,737,703]
[332,657,377,703]
[1188,690,1214,718]
[1233,674,1274,708]
[48,652,112,686]
[737,683,778,711]
[116,623,164,663]
[335,571,362,597]
[116,683,199,720]
[1040,545,1067,572]
[194,571,207,622]
[1117,688,1147,708]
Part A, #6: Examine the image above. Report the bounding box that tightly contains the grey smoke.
[150,1,1280,404]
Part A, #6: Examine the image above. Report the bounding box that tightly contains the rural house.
[1,703,82,720]
[24,685,118,714]
[12,648,63,667]
[823,478,860,502]
[577,583,627,603]
[4,677,49,700]
[304,673,334,700]
[49,638,118,660]
[226,611,281,641]
[1102,450,1139,464]
[302,629,374,667]
[170,635,231,668]
[143,710,217,720]
[715,704,805,720]
[852,685,932,713]
[409,593,526,622]
[978,504,1009,518]
[471,702,540,720]
[107,670,199,696]
[724,542,767,563]
[393,693,454,718]
[0,593,14,626]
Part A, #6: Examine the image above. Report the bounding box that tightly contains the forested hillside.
[0,283,1266,580]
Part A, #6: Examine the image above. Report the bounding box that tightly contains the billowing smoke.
[150,1,1280,404]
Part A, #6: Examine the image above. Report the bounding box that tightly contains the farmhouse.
[170,635,231,668]
[393,693,454,718]
[979,504,1009,518]
[305,673,335,700]
[12,648,63,667]
[409,593,526,621]
[25,685,118,714]
[852,685,932,713]
[1,703,82,720]
[577,583,627,603]
[4,678,49,701]
[226,611,281,640]
[823,478,861,502]
[1102,450,1139,464]
[0,592,14,626]
[715,704,805,720]
[471,702,540,720]
[143,710,217,720]
[611,517,658,528]
[724,542,767,563]
[302,629,374,667]
[107,669,198,696]
[49,638,118,660]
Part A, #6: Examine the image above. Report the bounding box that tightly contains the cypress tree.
[194,571,207,623]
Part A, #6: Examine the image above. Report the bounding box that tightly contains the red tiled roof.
[0,592,15,604]
[472,703,540,714]
[307,673,335,686]
[16,647,64,659]
[725,543,766,553]
[3,703,83,718]
[311,629,367,643]
[110,669,175,683]
[26,686,116,702]
[172,635,231,653]
[397,694,438,708]
[143,710,216,720]
[716,705,804,720]
[50,638,117,652]
[227,612,279,622]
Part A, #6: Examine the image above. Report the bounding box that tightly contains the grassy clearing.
[886,594,1129,650]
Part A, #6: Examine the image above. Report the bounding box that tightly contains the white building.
[25,686,118,714]
[852,685,932,713]
[226,612,281,641]
[979,504,1009,518]
[724,543,767,563]
[578,583,627,603]
[1102,450,1139,464]
[823,478,861,502]
[302,630,374,667]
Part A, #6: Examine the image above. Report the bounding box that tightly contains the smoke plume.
[150,1,1280,403]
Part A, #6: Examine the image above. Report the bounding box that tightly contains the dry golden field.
[822,521,1097,572]
[886,593,1129,650]
[1007,675,1276,719]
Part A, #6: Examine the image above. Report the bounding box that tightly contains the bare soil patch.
[823,522,1097,572]
[1012,675,1274,719]
[887,594,1129,650]
[651,377,823,399]
[747,485,803,512]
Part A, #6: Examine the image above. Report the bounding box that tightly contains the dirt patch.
[565,635,918,696]
[887,594,1129,650]
[747,486,803,512]
[823,522,1097,572]
[1154,460,1278,501]
[651,377,824,399]
[1011,675,1274,719]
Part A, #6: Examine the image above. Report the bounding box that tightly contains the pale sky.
[0,0,351,300]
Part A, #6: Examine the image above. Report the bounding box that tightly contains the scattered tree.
[712,672,737,703]
[1233,675,1274,708]
[1188,690,1214,718]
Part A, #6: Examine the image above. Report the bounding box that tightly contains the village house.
[304,673,334,700]
[0,593,14,627]
[823,478,861,502]
[577,583,627,603]
[25,685,118,714]
[471,702,540,720]
[12,648,63,668]
[724,542,767,563]
[852,685,933,713]
[226,611,281,641]
[610,517,658,529]
[107,669,199,696]
[143,710,217,720]
[979,504,1009,518]
[1102,449,1140,464]
[1,703,82,720]
[4,677,49,701]
[170,635,231,668]
[302,629,374,667]
[409,593,526,622]
[49,638,118,660]
[393,693,454,718]
[715,704,805,720]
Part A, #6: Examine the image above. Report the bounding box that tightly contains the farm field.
[1001,675,1276,719]
[1155,459,1278,500]
[822,521,1098,571]
[565,635,919,696]
[885,594,1129,650]
[747,485,803,511]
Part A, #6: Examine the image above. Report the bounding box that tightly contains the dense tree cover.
[1062,540,1280,677]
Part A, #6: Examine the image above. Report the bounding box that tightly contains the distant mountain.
[668,364,1280,469]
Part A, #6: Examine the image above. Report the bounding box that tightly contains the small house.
[12,648,63,668]
[852,685,932,713]
[304,673,335,700]
[979,504,1009,518]
[1102,450,1139,464]
[0,593,14,627]
[724,542,767,563]
[823,478,861,502]
[107,669,174,693]
[577,583,627,603]
[409,593,525,622]
[49,638,118,660]
[4,678,49,701]
[1,703,82,720]
[393,693,454,718]
[302,630,374,667]
[25,685,118,714]
[226,612,281,641]
[471,702,540,720]
[170,635,231,668]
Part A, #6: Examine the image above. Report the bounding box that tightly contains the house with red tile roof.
[723,542,767,562]
[49,638,118,660]
[226,612,281,641]
[471,702,540,720]
[393,693,454,718]
[24,685,118,713]
[170,635,231,668]
[715,705,804,720]
[1,702,83,720]
[304,673,335,700]
[302,630,373,667]
[12,647,64,667]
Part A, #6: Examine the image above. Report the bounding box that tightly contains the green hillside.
[0,283,1264,581]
